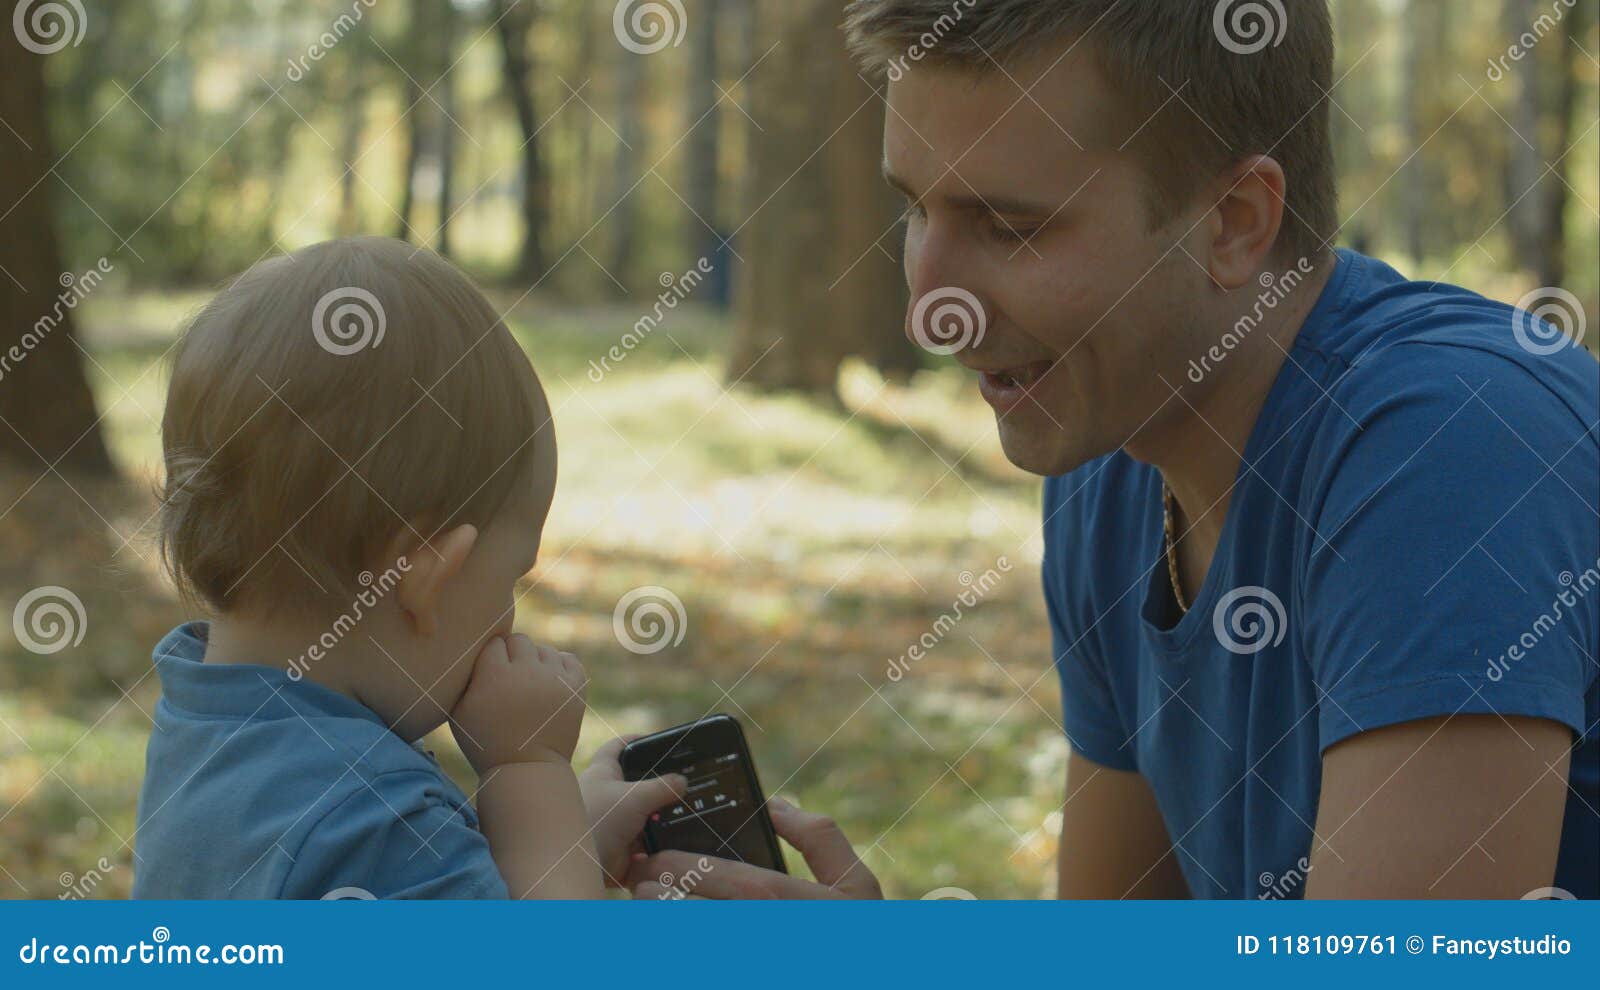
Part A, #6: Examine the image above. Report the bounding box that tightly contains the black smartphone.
[620,714,787,873]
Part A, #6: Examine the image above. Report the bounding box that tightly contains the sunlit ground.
[1,287,1065,900]
[5,242,1592,900]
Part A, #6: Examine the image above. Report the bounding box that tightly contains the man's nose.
[903,228,984,351]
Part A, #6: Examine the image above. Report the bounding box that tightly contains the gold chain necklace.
[1162,484,1189,614]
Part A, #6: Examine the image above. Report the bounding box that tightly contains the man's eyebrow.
[881,163,1055,216]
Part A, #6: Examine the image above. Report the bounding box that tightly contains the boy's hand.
[450,634,587,774]
[578,737,688,886]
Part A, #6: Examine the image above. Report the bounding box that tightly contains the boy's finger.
[620,774,688,819]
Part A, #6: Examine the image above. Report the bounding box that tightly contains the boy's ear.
[395,523,479,637]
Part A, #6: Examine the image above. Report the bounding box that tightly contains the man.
[628,0,1598,899]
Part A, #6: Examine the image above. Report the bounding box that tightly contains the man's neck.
[1143,251,1338,583]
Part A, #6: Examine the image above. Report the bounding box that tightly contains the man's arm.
[1304,714,1571,898]
[1057,751,1189,898]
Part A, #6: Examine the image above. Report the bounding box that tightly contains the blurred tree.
[608,41,646,290]
[494,0,551,282]
[729,0,910,396]
[0,38,114,476]
[686,0,729,302]
[337,31,374,237]
[437,0,460,259]
[393,0,429,243]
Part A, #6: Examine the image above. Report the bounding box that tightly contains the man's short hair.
[845,0,1338,261]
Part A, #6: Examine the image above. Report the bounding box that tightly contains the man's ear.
[1206,154,1288,291]
[395,524,479,637]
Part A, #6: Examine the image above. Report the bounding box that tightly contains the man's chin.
[995,419,1089,478]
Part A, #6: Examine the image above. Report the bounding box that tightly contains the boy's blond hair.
[159,236,549,616]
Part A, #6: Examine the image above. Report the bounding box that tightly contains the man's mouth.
[975,359,1055,411]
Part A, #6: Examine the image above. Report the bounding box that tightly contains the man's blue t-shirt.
[132,623,508,899]
[1044,249,1599,899]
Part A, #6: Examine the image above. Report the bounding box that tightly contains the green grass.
[1,288,1063,900]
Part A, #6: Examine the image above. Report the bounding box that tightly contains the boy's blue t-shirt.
[132,623,508,899]
[1045,249,1599,899]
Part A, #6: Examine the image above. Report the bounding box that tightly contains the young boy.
[132,236,684,898]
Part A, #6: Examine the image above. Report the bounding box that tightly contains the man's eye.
[986,215,1034,244]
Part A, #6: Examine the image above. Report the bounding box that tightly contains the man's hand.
[578,736,688,886]
[627,797,883,899]
[449,634,587,774]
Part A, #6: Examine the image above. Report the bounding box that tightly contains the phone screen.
[621,715,786,873]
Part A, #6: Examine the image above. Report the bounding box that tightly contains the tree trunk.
[608,43,645,291]
[395,71,423,242]
[0,38,115,476]
[1398,0,1426,266]
[337,46,370,237]
[1504,0,1549,275]
[494,0,549,282]
[729,0,906,395]
[1537,0,1587,288]
[685,0,728,302]
[436,1,459,260]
